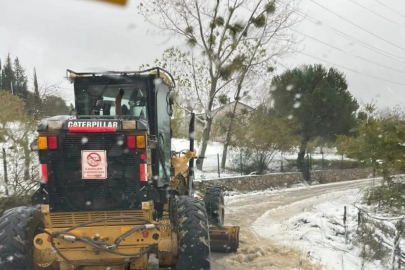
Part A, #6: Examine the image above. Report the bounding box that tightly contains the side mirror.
[30,139,38,151]
[168,93,174,106]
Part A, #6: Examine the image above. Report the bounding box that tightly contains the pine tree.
[2,54,14,92]
[33,68,39,99]
[13,57,28,98]
[32,68,41,117]
[0,59,2,89]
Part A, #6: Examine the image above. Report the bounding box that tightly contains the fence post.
[2,148,9,196]
[344,206,348,244]
[217,153,220,178]
[281,152,284,172]
[240,151,242,175]
[358,209,361,227]
[321,150,324,169]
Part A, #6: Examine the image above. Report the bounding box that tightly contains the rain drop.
[86,201,92,206]
[270,85,277,92]
[286,84,294,91]
[153,78,163,85]
[295,93,301,99]
[189,132,195,139]
[293,102,301,108]
[287,115,294,120]
[116,139,124,146]
[298,65,306,72]
[81,137,88,144]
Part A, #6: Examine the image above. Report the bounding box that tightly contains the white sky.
[1,0,405,108]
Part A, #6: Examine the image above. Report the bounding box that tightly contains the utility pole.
[2,148,9,196]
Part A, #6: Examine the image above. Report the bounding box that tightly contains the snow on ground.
[171,138,237,180]
[171,138,352,180]
[252,188,385,270]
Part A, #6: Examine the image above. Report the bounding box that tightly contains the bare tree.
[139,0,299,170]
[0,91,38,197]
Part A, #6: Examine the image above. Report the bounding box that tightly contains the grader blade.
[209,225,240,253]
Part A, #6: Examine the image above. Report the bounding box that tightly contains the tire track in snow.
[211,178,375,269]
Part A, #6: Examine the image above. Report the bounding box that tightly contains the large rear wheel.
[175,196,211,270]
[204,186,224,226]
[0,206,43,270]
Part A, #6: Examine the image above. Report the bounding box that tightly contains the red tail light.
[140,164,147,182]
[127,136,136,149]
[41,164,48,183]
[48,137,58,150]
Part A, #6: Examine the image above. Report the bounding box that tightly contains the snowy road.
[211,178,376,270]
[148,178,376,269]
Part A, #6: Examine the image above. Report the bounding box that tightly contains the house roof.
[194,101,254,117]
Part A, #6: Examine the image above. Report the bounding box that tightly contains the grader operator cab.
[0,68,239,270]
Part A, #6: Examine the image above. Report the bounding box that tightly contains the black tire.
[0,206,42,270]
[204,186,224,226]
[176,196,211,270]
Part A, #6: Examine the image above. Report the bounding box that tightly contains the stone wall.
[311,168,374,184]
[194,168,375,192]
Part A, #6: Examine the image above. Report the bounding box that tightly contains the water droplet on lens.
[286,84,294,91]
[153,78,163,85]
[81,137,88,144]
[116,139,124,146]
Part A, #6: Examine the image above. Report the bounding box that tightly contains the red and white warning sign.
[81,150,107,179]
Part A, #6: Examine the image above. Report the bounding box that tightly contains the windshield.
[75,84,147,118]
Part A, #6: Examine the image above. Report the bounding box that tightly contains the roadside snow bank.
[252,189,385,270]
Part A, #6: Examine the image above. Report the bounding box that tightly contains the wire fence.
[354,206,405,269]
[199,150,362,178]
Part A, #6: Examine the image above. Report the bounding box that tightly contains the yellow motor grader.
[0,68,239,270]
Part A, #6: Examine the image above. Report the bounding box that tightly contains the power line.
[310,0,405,52]
[327,25,405,64]
[293,29,344,52]
[347,0,405,28]
[297,51,405,86]
[293,29,405,75]
[277,0,405,64]
[374,0,405,20]
[275,0,405,85]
